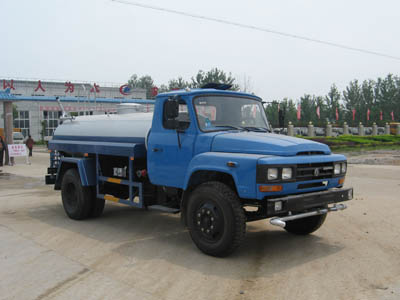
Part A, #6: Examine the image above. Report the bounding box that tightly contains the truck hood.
[211,132,331,156]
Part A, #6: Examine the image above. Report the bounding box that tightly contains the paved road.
[1,152,400,300]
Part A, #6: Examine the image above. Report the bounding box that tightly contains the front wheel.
[284,213,327,235]
[186,181,246,257]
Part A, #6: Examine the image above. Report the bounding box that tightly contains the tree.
[12,104,18,119]
[265,101,279,127]
[375,74,400,125]
[126,72,400,125]
[361,79,375,125]
[158,84,169,94]
[191,68,239,90]
[313,95,327,126]
[283,99,298,126]
[265,98,297,127]
[299,94,316,126]
[41,120,47,142]
[343,80,363,126]
[156,77,191,93]
[168,77,191,91]
[128,74,156,99]
[128,68,240,97]
[325,84,341,124]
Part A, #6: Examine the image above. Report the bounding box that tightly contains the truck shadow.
[27,201,344,280]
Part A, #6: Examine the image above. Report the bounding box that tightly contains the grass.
[301,135,400,152]
[32,140,48,146]
[330,144,400,153]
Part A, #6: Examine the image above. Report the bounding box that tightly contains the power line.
[111,0,400,61]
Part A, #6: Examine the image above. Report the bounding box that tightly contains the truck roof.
[156,88,262,101]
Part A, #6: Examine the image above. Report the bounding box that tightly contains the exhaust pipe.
[269,204,347,228]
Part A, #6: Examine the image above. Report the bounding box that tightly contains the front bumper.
[266,187,353,216]
[270,203,347,228]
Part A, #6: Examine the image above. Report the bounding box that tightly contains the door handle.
[152,148,163,152]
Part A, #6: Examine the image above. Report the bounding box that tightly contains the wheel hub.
[195,202,221,241]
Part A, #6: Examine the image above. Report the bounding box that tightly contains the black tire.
[186,181,246,257]
[61,168,92,220]
[89,187,105,218]
[284,213,327,235]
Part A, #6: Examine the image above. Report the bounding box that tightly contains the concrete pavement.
[1,151,400,299]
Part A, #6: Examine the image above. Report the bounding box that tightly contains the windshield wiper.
[211,125,271,132]
[213,125,245,131]
[241,126,271,132]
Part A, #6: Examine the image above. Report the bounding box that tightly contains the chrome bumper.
[269,203,347,228]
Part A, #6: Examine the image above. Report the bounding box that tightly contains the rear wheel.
[284,213,327,235]
[61,168,92,220]
[187,181,246,257]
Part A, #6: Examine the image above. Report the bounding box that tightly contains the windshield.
[193,95,270,132]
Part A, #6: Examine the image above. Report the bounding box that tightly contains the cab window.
[163,101,191,130]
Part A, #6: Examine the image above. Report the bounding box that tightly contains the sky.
[1,0,400,101]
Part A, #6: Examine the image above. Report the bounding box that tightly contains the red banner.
[297,104,301,120]
[391,111,395,121]
[380,111,383,121]
[316,106,320,119]
[367,109,370,121]
[335,108,339,121]
[352,109,356,121]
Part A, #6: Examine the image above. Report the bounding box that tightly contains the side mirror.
[165,98,179,119]
[164,97,180,129]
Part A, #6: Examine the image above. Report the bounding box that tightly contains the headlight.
[267,168,278,180]
[282,167,292,180]
[341,162,347,174]
[334,163,341,175]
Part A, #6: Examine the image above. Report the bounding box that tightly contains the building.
[0,79,150,141]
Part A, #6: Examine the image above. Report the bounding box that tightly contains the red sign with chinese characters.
[65,82,74,93]
[151,86,159,97]
[90,83,100,93]
[3,80,15,90]
[34,80,46,92]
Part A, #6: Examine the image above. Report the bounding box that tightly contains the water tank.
[53,112,153,144]
[116,103,155,114]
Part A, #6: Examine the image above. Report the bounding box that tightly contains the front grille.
[296,162,334,181]
[298,182,326,189]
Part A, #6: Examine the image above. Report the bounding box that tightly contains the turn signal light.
[259,185,283,192]
[338,177,345,185]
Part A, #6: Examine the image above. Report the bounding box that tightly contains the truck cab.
[46,85,353,257]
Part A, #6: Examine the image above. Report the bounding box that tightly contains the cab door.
[147,97,196,188]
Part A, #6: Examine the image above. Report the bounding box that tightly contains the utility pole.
[3,101,14,165]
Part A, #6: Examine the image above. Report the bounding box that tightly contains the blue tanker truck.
[45,84,353,256]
